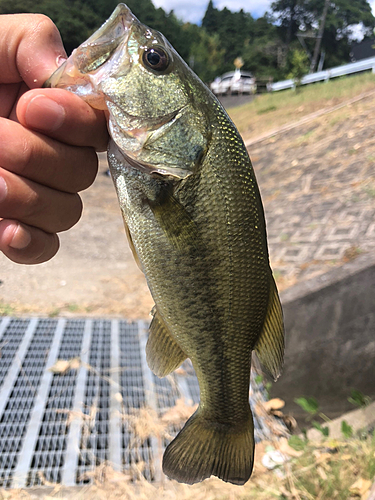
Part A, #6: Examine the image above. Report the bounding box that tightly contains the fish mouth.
[43,4,135,109]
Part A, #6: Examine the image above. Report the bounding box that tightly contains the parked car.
[210,70,256,95]
[210,73,234,95]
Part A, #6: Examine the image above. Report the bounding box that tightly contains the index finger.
[0,13,66,87]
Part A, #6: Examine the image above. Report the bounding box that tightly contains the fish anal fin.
[146,308,187,377]
[255,276,285,381]
[163,407,254,485]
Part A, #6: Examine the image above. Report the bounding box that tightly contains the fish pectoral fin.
[149,193,198,251]
[146,307,187,377]
[123,220,143,271]
[163,407,254,485]
[254,276,285,381]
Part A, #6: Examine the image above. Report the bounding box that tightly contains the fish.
[45,4,284,486]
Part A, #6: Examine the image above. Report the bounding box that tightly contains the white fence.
[270,56,375,92]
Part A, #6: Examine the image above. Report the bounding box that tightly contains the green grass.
[228,72,375,141]
[0,302,16,316]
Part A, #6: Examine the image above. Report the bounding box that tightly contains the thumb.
[0,13,67,88]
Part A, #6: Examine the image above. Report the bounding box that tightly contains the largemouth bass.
[45,4,284,485]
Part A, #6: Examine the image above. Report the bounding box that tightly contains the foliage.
[287,48,309,85]
[294,396,319,415]
[288,434,307,450]
[242,15,286,79]
[348,389,372,408]
[1,0,374,81]
[0,0,105,54]
[271,0,375,69]
[312,420,330,436]
[295,396,330,437]
[341,420,354,438]
[187,29,225,83]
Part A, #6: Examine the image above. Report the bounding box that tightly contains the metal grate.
[76,320,111,484]
[0,319,57,487]
[27,320,86,487]
[0,316,287,488]
[0,319,30,391]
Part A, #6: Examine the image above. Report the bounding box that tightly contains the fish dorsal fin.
[123,219,142,271]
[254,276,285,381]
[146,307,187,377]
[149,192,198,251]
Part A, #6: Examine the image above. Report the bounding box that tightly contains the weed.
[288,435,307,451]
[48,308,61,318]
[364,186,375,198]
[66,303,80,312]
[348,389,371,408]
[257,105,277,115]
[0,302,16,316]
[341,420,353,439]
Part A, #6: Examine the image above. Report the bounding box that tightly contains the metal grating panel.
[119,321,155,481]
[0,319,57,487]
[0,319,29,390]
[0,316,287,488]
[26,320,86,487]
[76,320,111,484]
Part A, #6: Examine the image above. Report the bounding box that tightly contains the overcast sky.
[153,0,375,24]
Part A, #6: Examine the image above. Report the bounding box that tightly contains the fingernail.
[0,177,7,203]
[25,95,66,132]
[9,224,31,250]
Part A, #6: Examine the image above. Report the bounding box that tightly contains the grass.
[0,301,16,316]
[1,433,374,499]
[227,72,375,141]
[0,359,373,499]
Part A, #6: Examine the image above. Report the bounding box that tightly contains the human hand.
[0,14,109,264]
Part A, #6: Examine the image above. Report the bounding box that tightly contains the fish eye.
[142,47,169,72]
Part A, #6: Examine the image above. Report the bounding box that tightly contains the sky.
[153,0,375,24]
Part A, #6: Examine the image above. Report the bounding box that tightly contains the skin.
[0,13,109,265]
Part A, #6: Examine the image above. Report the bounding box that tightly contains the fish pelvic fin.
[146,307,187,377]
[162,407,254,485]
[123,219,143,271]
[255,275,285,381]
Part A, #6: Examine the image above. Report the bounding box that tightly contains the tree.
[202,1,255,72]
[271,0,309,47]
[188,29,225,82]
[202,0,218,33]
[242,15,285,79]
[272,0,375,69]
[0,0,103,54]
[288,48,309,86]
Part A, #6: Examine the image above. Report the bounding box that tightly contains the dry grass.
[2,360,374,500]
[228,72,375,142]
[1,432,374,499]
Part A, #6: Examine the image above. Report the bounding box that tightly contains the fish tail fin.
[162,407,254,485]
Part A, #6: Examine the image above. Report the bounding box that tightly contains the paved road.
[217,93,256,109]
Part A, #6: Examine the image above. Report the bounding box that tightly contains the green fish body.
[45,4,284,485]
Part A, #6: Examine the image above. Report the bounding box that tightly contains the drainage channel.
[0,317,285,488]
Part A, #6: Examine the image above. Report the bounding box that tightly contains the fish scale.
[45,3,284,486]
